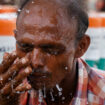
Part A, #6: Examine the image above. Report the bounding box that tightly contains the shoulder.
[91,67,105,78]
[87,67,105,104]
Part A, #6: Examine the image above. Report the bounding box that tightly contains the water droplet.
[8,78,11,81]
[58,91,62,96]
[28,90,31,94]
[32,1,35,4]
[56,84,62,92]
[62,97,65,100]
[13,71,16,77]
[62,101,64,104]
[65,66,68,70]
[16,91,20,94]
[43,84,46,98]
[26,10,30,14]
[18,9,21,12]
[50,90,55,101]
[6,96,10,99]
[38,89,43,103]
[0,77,3,81]
[0,77,3,84]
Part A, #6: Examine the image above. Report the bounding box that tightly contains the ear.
[74,34,90,58]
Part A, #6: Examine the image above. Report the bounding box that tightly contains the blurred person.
[96,0,105,11]
[0,0,105,105]
[0,0,15,5]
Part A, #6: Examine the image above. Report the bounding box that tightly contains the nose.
[31,48,45,68]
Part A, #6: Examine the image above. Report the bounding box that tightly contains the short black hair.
[67,1,88,41]
[20,0,30,10]
[19,0,88,41]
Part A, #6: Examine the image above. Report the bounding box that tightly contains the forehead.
[16,0,77,45]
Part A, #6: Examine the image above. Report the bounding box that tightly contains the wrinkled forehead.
[16,0,77,43]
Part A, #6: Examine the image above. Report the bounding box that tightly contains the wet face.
[15,0,78,90]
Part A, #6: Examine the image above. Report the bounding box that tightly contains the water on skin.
[64,66,68,70]
[26,10,30,14]
[56,84,63,96]
[56,84,62,92]
[8,77,12,81]
[32,1,35,4]
[0,77,3,81]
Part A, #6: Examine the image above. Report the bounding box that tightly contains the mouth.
[27,69,51,89]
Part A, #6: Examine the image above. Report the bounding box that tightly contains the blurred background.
[0,0,105,70]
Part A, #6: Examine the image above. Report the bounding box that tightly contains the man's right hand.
[0,51,32,105]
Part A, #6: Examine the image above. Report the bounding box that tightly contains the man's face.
[15,1,77,90]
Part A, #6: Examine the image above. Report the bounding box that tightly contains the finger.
[0,66,32,95]
[0,51,17,74]
[14,83,31,93]
[0,57,30,88]
[3,52,9,60]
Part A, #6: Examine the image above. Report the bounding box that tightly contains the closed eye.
[40,44,65,55]
[16,41,34,52]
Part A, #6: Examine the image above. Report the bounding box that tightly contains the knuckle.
[20,57,29,64]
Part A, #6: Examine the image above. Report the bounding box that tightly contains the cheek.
[46,55,69,76]
[16,45,26,58]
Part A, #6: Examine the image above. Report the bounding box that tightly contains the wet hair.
[19,0,88,41]
[67,0,89,41]
[19,0,30,10]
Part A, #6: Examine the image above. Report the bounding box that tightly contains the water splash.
[56,84,62,92]
[50,89,55,101]
[56,84,62,96]
[58,91,62,96]
[38,89,43,105]
[43,84,46,98]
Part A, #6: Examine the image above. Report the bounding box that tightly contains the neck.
[45,59,78,105]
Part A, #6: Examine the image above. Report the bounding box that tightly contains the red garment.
[19,59,105,105]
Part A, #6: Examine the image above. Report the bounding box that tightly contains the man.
[0,0,105,105]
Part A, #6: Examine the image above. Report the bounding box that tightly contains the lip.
[28,72,50,82]
[27,73,49,89]
[30,69,51,77]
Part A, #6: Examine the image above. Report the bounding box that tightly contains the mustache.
[30,68,52,77]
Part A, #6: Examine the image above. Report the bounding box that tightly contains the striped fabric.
[19,58,105,105]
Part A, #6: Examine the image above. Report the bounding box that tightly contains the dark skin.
[0,0,90,105]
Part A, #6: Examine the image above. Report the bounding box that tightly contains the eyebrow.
[17,40,65,49]
[39,43,65,50]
